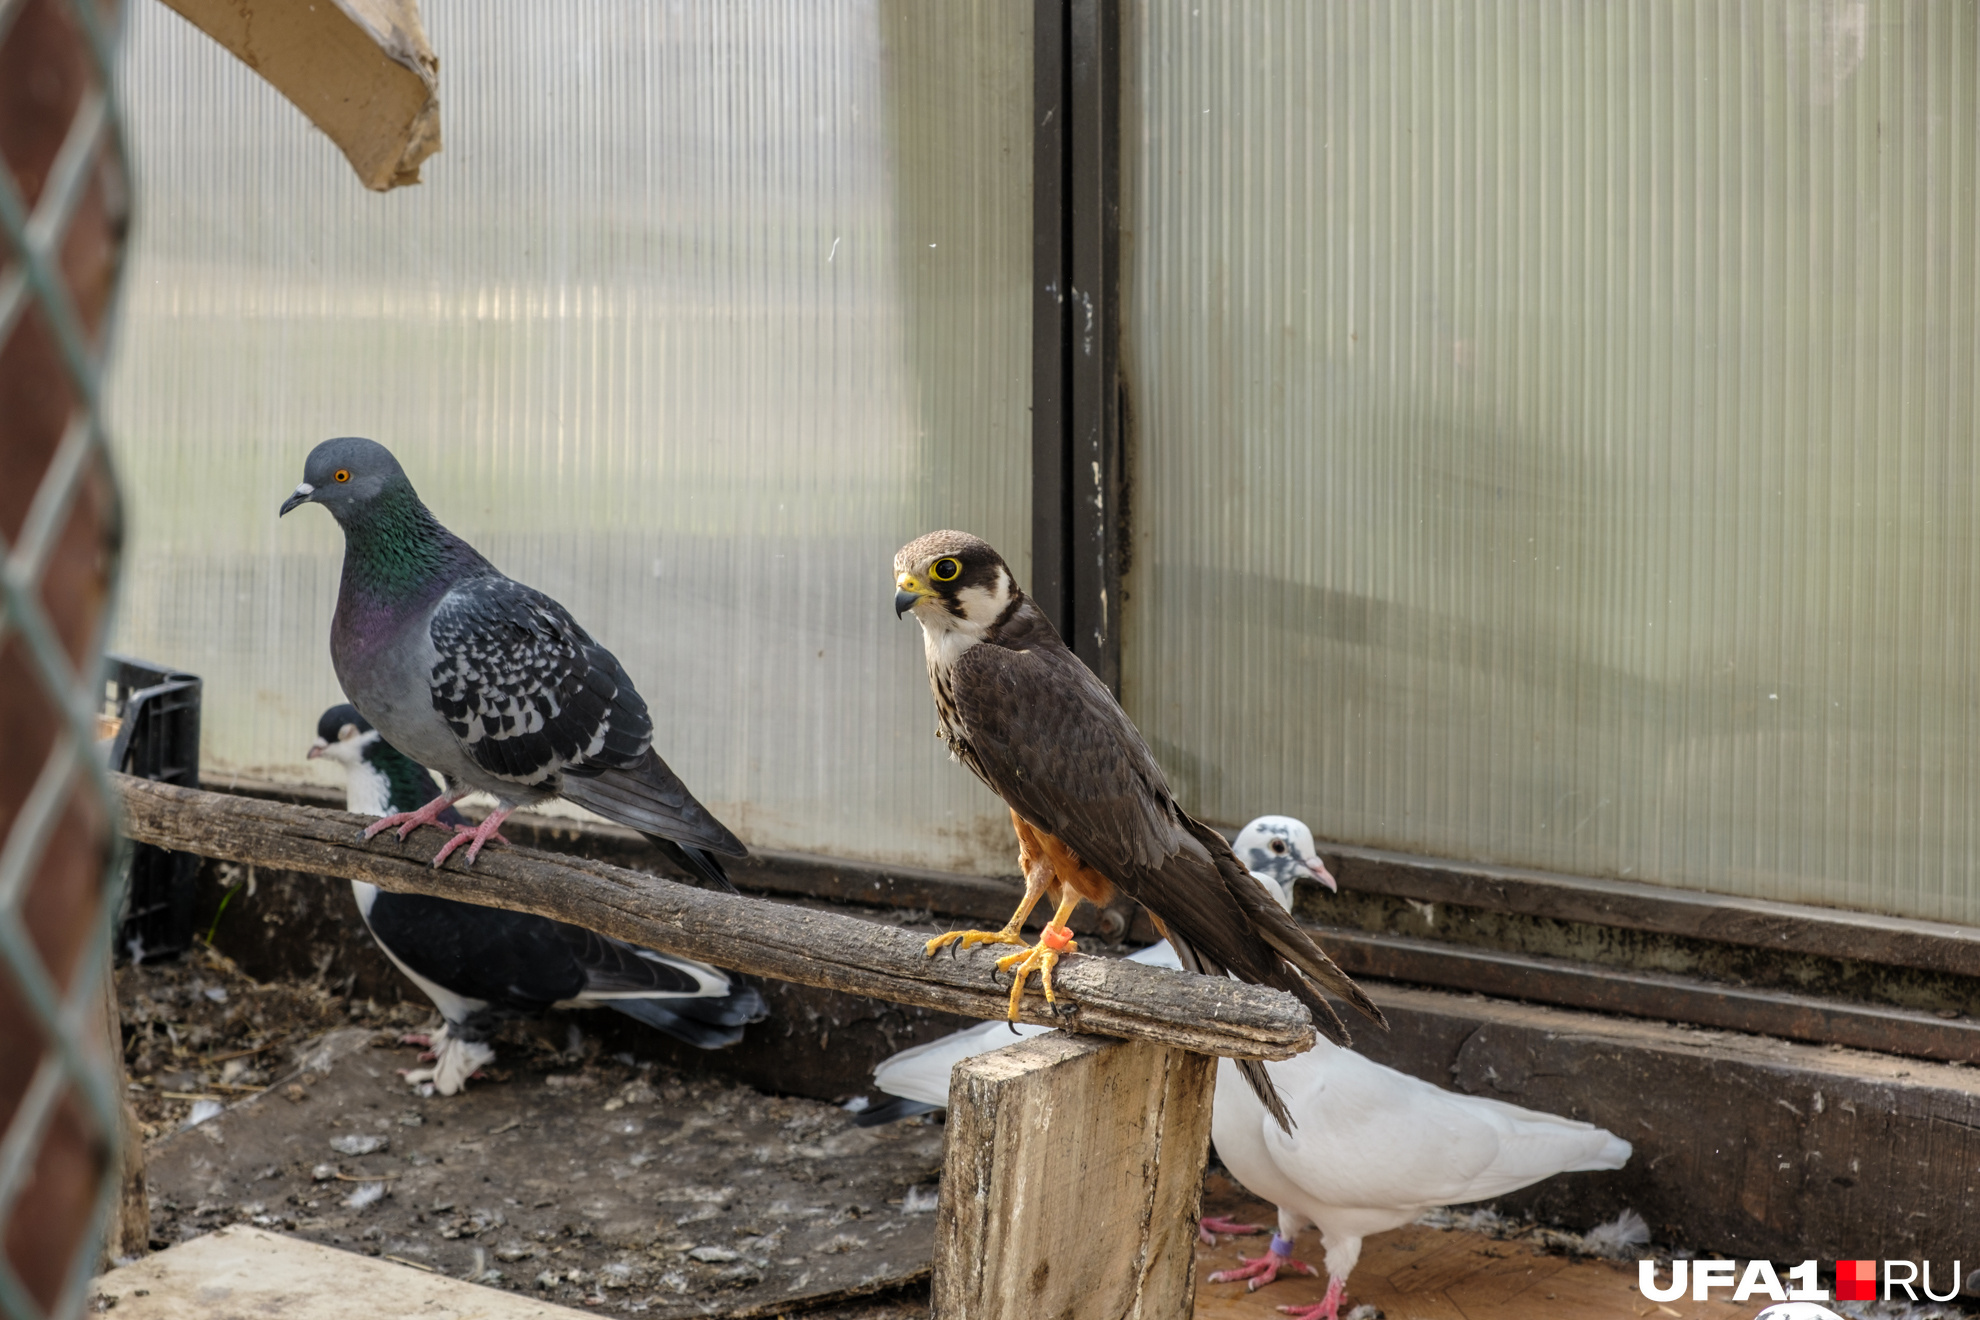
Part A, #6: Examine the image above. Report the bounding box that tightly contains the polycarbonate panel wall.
[108,1,1032,873]
[1123,2,1980,921]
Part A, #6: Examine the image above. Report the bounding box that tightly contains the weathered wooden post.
[935,1033,1214,1320]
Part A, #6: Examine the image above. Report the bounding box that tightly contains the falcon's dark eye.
[1270,838,1288,854]
[931,557,962,582]
[333,469,351,483]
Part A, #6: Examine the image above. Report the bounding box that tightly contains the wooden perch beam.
[114,776,1316,1061]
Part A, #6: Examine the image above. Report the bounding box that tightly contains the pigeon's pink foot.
[436,821,512,860]
[1199,1215,1267,1246]
[1209,1236,1319,1292]
[1275,1276,1347,1320]
[431,807,515,868]
[363,791,469,843]
[397,1032,434,1049]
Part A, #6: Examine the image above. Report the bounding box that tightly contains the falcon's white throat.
[913,566,1012,676]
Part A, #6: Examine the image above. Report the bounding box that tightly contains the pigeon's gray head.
[279,437,411,521]
[308,702,377,766]
[1234,815,1335,903]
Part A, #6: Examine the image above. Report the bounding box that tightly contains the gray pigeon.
[280,437,745,879]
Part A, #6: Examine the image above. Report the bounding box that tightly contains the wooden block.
[91,1225,591,1318]
[158,0,440,190]
[933,1032,1214,1320]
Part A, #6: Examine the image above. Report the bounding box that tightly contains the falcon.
[892,531,1384,1124]
[279,436,743,880]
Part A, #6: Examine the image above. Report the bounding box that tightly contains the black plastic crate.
[103,655,201,962]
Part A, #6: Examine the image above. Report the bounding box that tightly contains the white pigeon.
[861,815,1632,1320]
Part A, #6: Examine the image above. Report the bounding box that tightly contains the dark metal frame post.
[1030,0,1071,634]
[1033,0,1122,692]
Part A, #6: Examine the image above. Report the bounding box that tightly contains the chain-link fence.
[0,0,131,1315]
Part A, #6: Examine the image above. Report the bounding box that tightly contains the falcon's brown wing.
[946,622,1177,873]
[946,621,1382,1046]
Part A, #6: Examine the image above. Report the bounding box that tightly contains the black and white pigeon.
[310,703,767,1094]
[279,436,745,880]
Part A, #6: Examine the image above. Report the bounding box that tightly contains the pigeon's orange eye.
[333,469,351,483]
[931,557,961,582]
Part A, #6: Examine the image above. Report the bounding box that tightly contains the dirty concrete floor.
[134,947,1943,1320]
[129,951,942,1318]
[118,943,414,1140]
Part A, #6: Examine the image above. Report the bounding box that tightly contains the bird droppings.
[132,952,943,1318]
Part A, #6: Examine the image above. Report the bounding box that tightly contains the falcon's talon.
[995,941,1065,1020]
[923,927,1028,958]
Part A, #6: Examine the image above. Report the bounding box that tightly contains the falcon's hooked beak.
[278,482,315,517]
[894,572,933,618]
[306,737,327,760]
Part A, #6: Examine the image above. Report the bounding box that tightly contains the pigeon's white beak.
[279,482,314,517]
[1300,854,1338,892]
[306,737,327,760]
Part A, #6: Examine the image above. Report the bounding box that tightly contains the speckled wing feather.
[427,575,744,857]
[946,610,1380,1047]
[429,575,648,784]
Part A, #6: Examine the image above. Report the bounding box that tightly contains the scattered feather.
[1581,1208,1650,1259]
[343,1181,386,1210]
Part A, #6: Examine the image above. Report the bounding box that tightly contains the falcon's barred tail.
[560,747,747,862]
[1162,929,1297,1130]
[653,839,739,895]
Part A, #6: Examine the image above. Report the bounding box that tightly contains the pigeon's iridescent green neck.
[335,482,469,604]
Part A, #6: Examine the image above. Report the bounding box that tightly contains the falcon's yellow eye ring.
[333,469,351,483]
[931,557,962,582]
